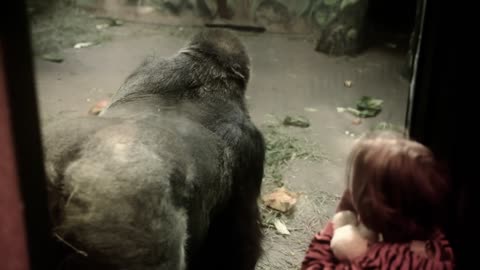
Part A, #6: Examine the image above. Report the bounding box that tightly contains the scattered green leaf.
[41,52,64,63]
[357,96,383,111]
[283,115,310,128]
[343,96,383,118]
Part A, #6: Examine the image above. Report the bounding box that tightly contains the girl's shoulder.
[353,229,455,270]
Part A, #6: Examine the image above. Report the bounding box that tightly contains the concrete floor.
[33,22,410,269]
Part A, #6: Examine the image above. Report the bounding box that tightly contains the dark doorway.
[366,0,418,50]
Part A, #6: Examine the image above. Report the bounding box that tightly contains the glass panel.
[28,0,424,268]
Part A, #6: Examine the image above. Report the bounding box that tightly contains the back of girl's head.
[346,130,449,242]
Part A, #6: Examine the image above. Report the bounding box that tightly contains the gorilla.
[42,29,266,270]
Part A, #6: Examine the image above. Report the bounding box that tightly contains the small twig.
[54,233,88,257]
[65,185,78,208]
[204,23,266,33]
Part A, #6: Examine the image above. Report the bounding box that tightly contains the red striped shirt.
[301,222,454,270]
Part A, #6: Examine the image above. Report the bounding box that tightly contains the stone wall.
[75,0,370,55]
[77,1,367,33]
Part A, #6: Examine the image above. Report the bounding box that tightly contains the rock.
[217,0,234,19]
[316,24,349,55]
[346,28,358,40]
[255,0,290,26]
[340,0,359,10]
[195,0,217,18]
[163,0,184,7]
[286,0,312,17]
[315,0,368,56]
[253,0,311,19]
[314,9,328,26]
[149,0,187,15]
[205,0,217,15]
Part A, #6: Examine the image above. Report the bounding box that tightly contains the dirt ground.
[32,18,409,270]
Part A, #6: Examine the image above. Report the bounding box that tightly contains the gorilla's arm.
[191,120,266,270]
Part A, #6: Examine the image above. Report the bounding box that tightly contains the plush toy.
[330,210,380,261]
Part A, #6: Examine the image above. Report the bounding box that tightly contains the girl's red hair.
[346,131,449,242]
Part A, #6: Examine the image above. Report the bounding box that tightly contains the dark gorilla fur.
[43,29,266,270]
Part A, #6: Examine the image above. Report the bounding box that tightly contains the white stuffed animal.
[330,210,380,261]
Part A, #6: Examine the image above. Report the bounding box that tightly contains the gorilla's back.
[43,113,227,269]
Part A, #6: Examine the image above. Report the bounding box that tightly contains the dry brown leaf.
[262,187,299,213]
[352,118,362,125]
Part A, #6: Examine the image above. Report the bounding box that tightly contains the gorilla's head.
[183,29,250,85]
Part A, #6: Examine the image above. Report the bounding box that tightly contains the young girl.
[301,131,455,269]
